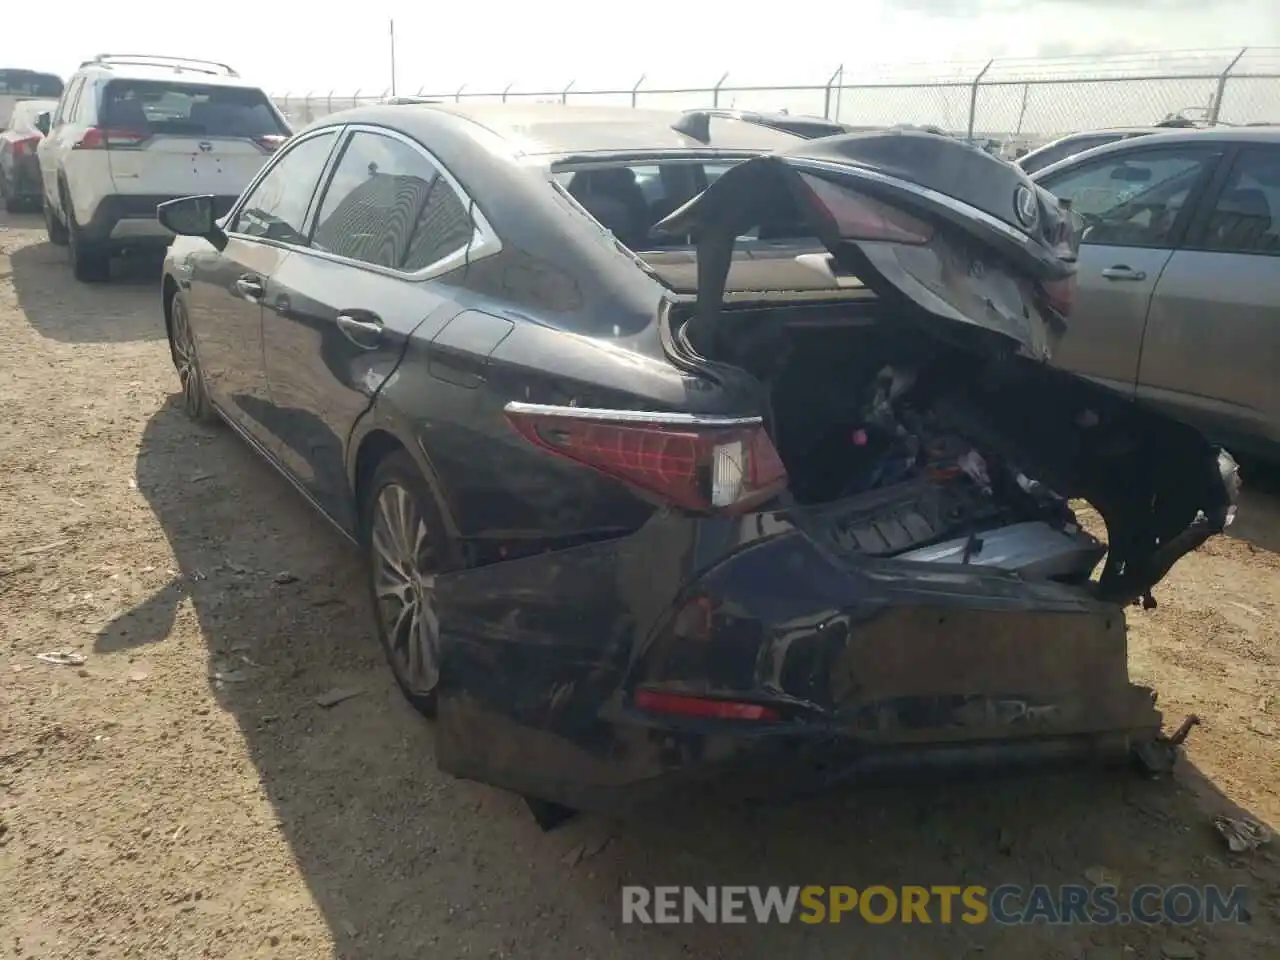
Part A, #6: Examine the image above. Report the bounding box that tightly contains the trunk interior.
[676,298,1237,605]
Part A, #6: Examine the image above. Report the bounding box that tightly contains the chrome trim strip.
[503,401,761,428]
[793,157,1030,245]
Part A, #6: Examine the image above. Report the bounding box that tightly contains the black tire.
[43,194,68,246]
[68,203,111,282]
[168,293,218,424]
[361,450,452,716]
[4,195,22,215]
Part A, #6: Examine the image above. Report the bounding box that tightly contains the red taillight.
[797,172,935,245]
[253,134,287,153]
[13,136,40,155]
[634,688,781,722]
[73,127,149,150]
[1041,275,1077,318]
[503,403,788,514]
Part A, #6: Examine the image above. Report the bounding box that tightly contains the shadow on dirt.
[100,395,1280,960]
[9,233,165,344]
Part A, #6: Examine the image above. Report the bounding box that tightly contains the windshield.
[101,80,288,138]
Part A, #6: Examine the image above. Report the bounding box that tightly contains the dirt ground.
[1,208,1278,960]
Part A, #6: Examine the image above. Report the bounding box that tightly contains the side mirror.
[157,195,225,248]
[35,112,51,136]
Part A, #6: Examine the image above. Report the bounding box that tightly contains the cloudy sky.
[9,0,1277,97]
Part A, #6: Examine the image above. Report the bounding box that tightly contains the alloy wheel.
[171,299,203,416]
[370,482,440,694]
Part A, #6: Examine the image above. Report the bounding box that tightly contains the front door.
[1035,142,1222,395]
[183,237,285,437]
[193,128,340,438]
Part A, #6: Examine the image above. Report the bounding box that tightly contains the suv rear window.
[0,69,63,97]
[100,80,286,138]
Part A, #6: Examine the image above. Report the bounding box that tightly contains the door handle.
[1101,265,1147,282]
[337,312,384,349]
[235,274,264,299]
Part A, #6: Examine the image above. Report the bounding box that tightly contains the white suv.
[35,54,291,282]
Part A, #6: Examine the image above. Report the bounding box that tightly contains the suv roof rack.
[80,54,239,78]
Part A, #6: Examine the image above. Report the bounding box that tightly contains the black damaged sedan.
[157,104,1239,823]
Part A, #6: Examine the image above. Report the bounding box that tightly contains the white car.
[35,54,291,282]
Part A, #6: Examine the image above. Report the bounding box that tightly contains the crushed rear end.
[431,130,1240,820]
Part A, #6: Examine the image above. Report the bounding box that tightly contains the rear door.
[260,126,478,532]
[38,76,84,207]
[1135,144,1280,453]
[1035,142,1222,395]
[98,78,288,199]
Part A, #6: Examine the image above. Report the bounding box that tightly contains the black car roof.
[306,102,804,157]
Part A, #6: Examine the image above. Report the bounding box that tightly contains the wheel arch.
[161,274,180,344]
[348,412,463,549]
[54,169,71,214]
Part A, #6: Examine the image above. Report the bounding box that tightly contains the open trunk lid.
[649,129,1241,608]
[652,128,1084,362]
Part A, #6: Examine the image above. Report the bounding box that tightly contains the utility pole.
[389,18,398,97]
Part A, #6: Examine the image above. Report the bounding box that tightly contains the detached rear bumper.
[434,515,1170,816]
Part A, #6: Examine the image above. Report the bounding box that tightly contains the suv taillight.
[253,134,287,154]
[73,127,149,150]
[503,402,788,514]
[12,136,41,155]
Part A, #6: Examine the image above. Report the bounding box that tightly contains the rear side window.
[100,80,286,138]
[68,80,92,124]
[312,131,472,271]
[52,77,83,126]
[1200,147,1280,256]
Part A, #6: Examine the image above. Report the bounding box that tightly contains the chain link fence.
[272,48,1280,152]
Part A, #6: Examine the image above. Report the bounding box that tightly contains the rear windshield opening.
[552,159,814,254]
[101,80,287,139]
